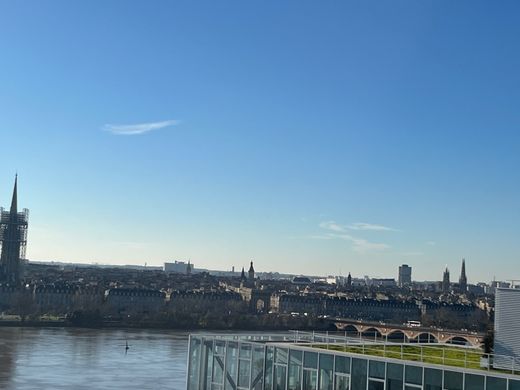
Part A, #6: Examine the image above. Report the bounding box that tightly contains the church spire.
[459,258,467,292]
[10,174,17,214]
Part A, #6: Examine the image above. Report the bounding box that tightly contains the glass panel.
[487,377,507,390]
[240,343,252,359]
[369,379,385,390]
[424,368,442,390]
[274,365,287,390]
[213,354,225,386]
[335,356,351,374]
[303,369,318,390]
[225,342,239,390]
[465,374,484,390]
[405,365,423,386]
[288,351,302,390]
[203,340,214,390]
[238,359,251,388]
[319,354,334,390]
[304,352,318,369]
[351,358,368,390]
[276,348,289,365]
[509,380,520,390]
[387,363,403,390]
[370,361,385,379]
[252,346,264,390]
[212,385,223,390]
[215,340,226,356]
[265,347,274,390]
[405,386,420,390]
[335,375,350,390]
[443,371,462,390]
[188,337,202,390]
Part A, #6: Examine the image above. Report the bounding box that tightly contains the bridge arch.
[343,324,360,336]
[362,327,383,339]
[446,336,470,346]
[411,332,438,343]
[386,330,407,342]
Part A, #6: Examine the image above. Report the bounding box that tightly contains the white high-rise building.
[494,286,520,369]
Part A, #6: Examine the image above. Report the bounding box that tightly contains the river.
[0,327,190,390]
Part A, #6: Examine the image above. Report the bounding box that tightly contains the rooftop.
[201,331,520,377]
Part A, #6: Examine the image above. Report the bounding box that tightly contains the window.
[465,374,484,390]
[251,346,264,390]
[276,348,289,365]
[225,342,239,390]
[352,358,368,390]
[304,352,318,369]
[203,340,214,390]
[188,337,202,390]
[370,361,386,379]
[443,371,462,390]
[335,374,350,390]
[387,363,404,390]
[486,377,507,390]
[274,365,287,390]
[265,346,274,390]
[238,358,251,389]
[288,350,302,390]
[319,354,334,390]
[405,366,423,386]
[424,368,441,390]
[303,369,318,390]
[369,379,386,390]
[335,356,351,374]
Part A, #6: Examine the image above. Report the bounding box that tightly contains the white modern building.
[494,287,520,369]
[164,261,193,274]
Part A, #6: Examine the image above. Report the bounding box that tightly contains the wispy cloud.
[319,221,345,232]
[103,119,180,135]
[316,220,390,253]
[347,222,399,232]
[319,220,399,233]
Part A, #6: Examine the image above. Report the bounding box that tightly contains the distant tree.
[483,331,494,354]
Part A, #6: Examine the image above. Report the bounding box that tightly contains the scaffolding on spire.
[0,176,29,285]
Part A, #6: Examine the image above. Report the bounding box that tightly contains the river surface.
[0,327,190,390]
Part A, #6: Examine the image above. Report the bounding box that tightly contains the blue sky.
[0,1,519,282]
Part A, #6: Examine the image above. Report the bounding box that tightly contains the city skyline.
[1,2,520,281]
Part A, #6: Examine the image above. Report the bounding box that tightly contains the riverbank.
[0,315,334,331]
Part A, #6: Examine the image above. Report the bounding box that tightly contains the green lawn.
[310,343,484,370]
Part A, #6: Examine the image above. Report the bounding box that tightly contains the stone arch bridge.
[330,318,485,347]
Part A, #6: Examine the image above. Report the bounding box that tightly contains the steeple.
[10,174,17,214]
[459,258,467,292]
[248,261,255,281]
[0,175,29,285]
[442,265,450,294]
